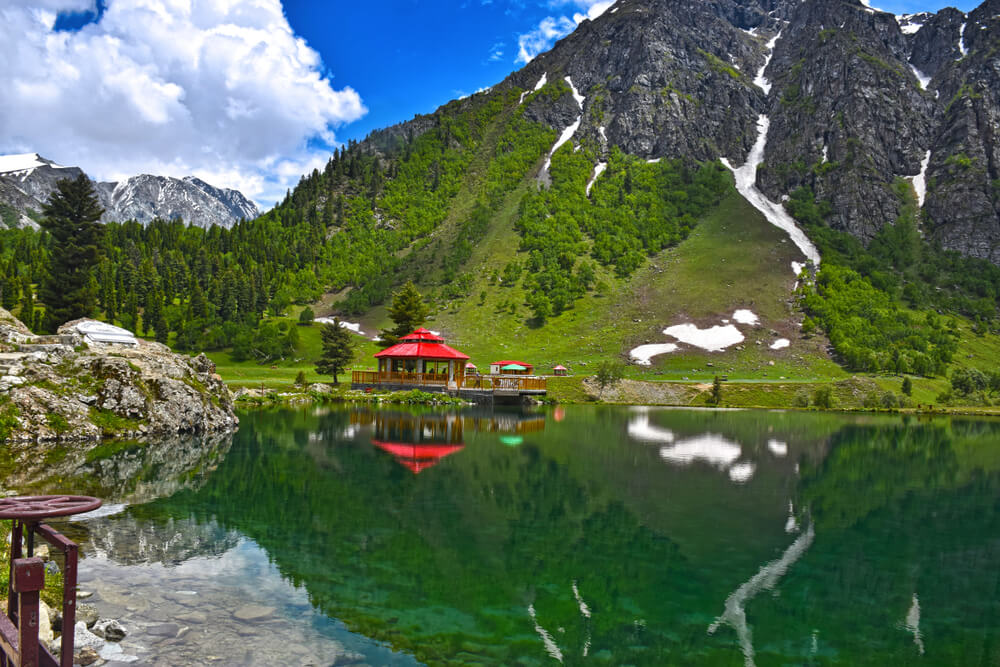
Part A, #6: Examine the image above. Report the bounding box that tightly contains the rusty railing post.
[13,557,44,667]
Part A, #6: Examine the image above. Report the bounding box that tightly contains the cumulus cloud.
[516,0,615,63]
[0,0,366,209]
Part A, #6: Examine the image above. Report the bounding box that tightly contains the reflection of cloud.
[708,525,816,666]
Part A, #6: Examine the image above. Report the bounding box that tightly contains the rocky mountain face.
[0,153,259,229]
[373,0,1000,264]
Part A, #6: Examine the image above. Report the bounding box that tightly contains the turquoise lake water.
[37,406,1000,665]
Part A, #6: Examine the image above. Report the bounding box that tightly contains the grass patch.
[88,408,143,437]
[46,412,70,434]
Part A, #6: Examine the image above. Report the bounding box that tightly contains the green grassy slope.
[356,187,846,383]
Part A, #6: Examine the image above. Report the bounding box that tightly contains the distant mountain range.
[0,153,259,229]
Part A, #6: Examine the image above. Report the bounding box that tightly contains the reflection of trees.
[139,411,709,665]
[760,420,1000,665]
[799,423,960,530]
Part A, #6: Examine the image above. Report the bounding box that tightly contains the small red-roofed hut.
[490,360,534,375]
[553,365,569,376]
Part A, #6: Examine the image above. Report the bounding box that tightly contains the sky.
[0,0,982,211]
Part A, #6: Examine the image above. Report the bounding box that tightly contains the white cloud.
[0,0,366,209]
[516,0,614,63]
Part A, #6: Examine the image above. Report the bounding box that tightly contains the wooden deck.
[351,371,547,396]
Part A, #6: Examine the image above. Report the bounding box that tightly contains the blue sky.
[0,0,983,208]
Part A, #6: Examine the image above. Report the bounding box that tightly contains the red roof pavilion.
[375,328,469,362]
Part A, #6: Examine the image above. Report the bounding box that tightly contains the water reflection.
[627,408,774,483]
[9,407,1000,665]
[350,407,547,473]
[708,524,816,667]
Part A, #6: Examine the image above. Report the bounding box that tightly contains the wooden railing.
[352,371,449,386]
[352,371,547,392]
[460,376,547,392]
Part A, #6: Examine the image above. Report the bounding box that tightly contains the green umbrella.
[501,364,527,371]
[499,435,524,447]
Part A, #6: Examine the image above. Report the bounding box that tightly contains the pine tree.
[315,319,355,385]
[378,280,429,346]
[19,276,34,332]
[711,376,723,406]
[1,271,19,311]
[39,174,105,331]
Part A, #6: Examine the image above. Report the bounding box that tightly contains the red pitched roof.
[375,328,469,360]
[400,328,444,342]
[375,341,469,360]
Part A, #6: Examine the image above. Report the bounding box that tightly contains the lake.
[26,405,1000,665]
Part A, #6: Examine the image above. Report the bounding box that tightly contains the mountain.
[235,0,999,379]
[0,153,259,229]
[352,0,1000,265]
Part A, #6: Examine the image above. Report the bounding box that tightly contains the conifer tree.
[39,175,105,331]
[379,280,429,347]
[19,276,34,332]
[1,271,18,311]
[315,319,355,384]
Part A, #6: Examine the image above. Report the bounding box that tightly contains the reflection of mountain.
[81,514,241,566]
[6,431,233,504]
[113,408,1000,664]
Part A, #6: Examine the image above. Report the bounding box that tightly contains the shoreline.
[228,376,1000,418]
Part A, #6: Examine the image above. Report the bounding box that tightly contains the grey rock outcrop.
[759,0,935,241]
[502,0,774,164]
[0,313,236,445]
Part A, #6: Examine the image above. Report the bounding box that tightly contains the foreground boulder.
[0,311,236,443]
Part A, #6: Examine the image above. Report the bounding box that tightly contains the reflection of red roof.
[373,441,465,474]
[492,360,533,368]
[400,328,444,342]
[375,342,469,360]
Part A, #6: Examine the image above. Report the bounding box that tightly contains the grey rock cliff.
[0,310,237,444]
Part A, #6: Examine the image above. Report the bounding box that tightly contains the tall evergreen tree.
[39,174,105,331]
[378,280,429,347]
[315,319,355,385]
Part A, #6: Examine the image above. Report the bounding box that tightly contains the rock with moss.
[0,315,236,444]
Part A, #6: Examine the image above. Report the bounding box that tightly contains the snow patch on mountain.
[911,150,932,208]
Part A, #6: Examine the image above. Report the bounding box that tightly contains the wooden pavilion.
[351,328,546,400]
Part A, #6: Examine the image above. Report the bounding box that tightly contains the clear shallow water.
[29,406,1000,665]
